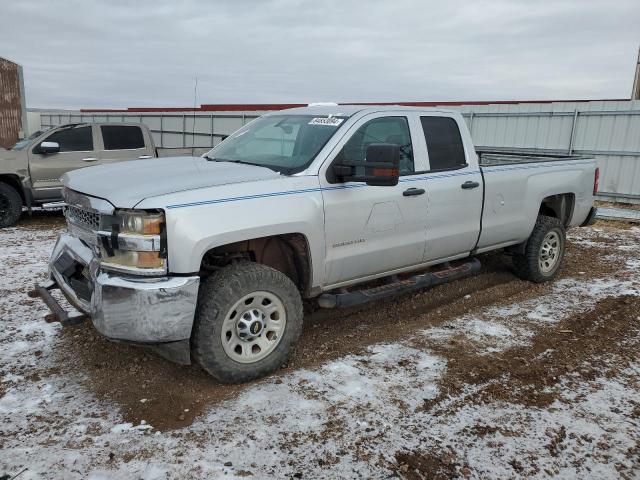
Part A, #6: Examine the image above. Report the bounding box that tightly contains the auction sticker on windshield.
[308,117,344,127]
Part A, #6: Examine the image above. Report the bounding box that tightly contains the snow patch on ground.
[1,223,640,478]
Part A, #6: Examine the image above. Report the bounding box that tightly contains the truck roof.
[268,104,459,117]
[55,122,148,129]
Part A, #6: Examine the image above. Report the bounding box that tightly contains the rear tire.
[512,215,566,283]
[0,182,22,228]
[192,262,303,383]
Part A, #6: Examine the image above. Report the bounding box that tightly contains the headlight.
[116,210,164,235]
[99,250,166,270]
[98,209,167,275]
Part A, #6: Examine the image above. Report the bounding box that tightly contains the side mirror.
[364,143,400,186]
[332,143,400,187]
[332,143,400,186]
[38,141,60,154]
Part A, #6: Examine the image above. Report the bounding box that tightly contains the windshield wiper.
[228,159,275,169]
[206,156,278,170]
[205,155,231,162]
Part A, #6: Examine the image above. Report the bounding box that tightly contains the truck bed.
[477,149,590,167]
[474,148,597,253]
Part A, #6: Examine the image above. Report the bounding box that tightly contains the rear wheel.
[192,262,303,383]
[0,182,22,228]
[512,215,566,283]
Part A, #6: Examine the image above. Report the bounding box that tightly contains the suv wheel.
[0,183,22,228]
[192,262,303,383]
[512,215,566,283]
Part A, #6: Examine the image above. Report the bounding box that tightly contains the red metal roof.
[80,99,628,113]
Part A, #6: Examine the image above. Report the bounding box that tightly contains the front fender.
[139,176,327,290]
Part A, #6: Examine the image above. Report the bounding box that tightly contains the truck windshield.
[204,114,348,174]
[9,130,45,151]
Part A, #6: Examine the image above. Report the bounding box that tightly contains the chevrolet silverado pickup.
[34,105,599,383]
[0,122,157,227]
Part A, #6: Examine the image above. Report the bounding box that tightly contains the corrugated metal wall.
[457,100,640,202]
[0,57,27,149]
[37,100,640,203]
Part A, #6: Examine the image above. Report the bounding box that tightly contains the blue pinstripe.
[165,159,594,210]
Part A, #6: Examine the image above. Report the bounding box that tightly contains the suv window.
[101,125,145,150]
[43,126,93,152]
[420,117,466,171]
[336,116,414,175]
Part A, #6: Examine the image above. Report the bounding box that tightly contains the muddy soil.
[595,200,640,211]
[34,216,630,431]
[394,293,640,479]
[421,294,640,411]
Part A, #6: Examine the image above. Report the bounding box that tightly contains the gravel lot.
[1,212,639,479]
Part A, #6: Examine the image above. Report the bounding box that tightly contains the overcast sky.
[1,0,639,109]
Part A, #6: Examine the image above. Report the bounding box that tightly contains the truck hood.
[62,156,282,208]
[0,149,22,160]
[0,150,28,178]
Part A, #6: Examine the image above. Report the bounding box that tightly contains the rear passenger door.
[98,125,155,164]
[419,115,483,262]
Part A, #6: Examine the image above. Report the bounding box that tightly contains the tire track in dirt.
[421,294,640,413]
[394,294,640,479]
[53,255,524,429]
[48,226,631,430]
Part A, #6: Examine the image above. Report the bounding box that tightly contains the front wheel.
[512,215,566,283]
[0,182,22,228]
[192,262,303,383]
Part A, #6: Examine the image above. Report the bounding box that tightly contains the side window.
[101,126,145,150]
[420,117,466,171]
[43,126,93,152]
[337,116,414,175]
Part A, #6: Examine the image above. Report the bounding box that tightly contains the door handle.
[82,157,98,162]
[461,181,480,189]
[403,188,426,197]
[138,155,152,159]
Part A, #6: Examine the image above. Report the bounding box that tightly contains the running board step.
[317,258,481,309]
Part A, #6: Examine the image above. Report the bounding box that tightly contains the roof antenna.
[191,76,198,149]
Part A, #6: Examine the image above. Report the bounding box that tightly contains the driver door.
[28,125,98,201]
[319,112,429,287]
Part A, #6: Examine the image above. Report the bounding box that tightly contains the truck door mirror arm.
[332,143,400,187]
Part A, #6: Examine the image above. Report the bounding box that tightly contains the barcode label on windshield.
[309,117,344,127]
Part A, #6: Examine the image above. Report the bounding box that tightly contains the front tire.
[512,215,566,283]
[0,182,22,228]
[192,262,303,383]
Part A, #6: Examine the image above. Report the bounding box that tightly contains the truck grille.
[66,205,101,231]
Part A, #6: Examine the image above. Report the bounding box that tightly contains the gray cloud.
[1,0,638,109]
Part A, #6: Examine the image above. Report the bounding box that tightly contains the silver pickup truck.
[34,105,598,383]
[0,123,157,227]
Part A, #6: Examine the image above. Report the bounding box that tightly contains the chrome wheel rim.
[539,231,561,273]
[221,291,286,364]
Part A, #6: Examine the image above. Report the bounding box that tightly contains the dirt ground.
[595,199,640,211]
[1,211,640,479]
[49,214,636,431]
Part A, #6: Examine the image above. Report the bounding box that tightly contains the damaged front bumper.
[35,233,200,364]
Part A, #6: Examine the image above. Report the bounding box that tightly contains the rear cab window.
[420,116,467,171]
[101,125,145,150]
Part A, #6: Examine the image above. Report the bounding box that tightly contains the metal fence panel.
[35,101,640,203]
